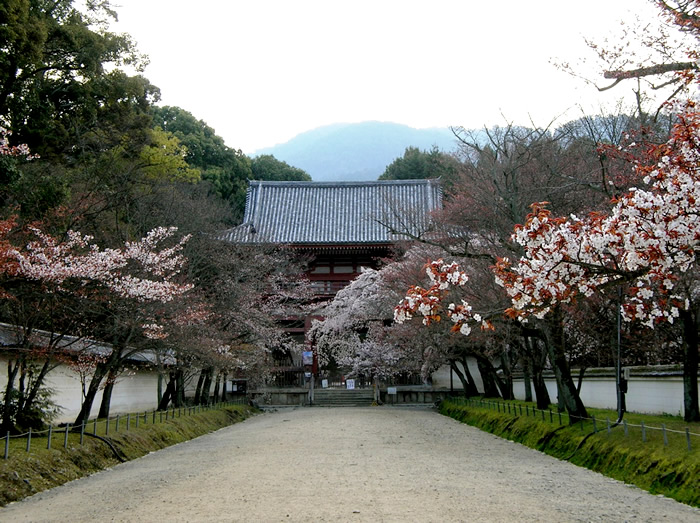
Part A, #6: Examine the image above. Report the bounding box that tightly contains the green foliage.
[250,154,311,181]
[0,1,160,224]
[379,146,460,187]
[4,161,71,219]
[151,106,252,219]
[440,399,700,507]
[0,0,150,156]
[139,127,200,183]
[0,386,61,434]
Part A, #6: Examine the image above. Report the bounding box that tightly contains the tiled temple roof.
[220,179,442,245]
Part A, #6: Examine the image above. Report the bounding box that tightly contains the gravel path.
[1,407,698,522]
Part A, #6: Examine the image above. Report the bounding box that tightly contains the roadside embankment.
[0,404,257,506]
[439,399,700,508]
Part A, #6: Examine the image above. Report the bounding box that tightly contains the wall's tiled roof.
[220,179,442,245]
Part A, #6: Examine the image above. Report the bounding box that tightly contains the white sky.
[110,0,661,154]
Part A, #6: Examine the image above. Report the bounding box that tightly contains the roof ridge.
[248,179,438,187]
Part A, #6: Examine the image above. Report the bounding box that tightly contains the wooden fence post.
[662,424,668,446]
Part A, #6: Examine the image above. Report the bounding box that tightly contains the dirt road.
[1,407,697,522]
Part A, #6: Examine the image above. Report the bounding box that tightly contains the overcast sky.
[110,1,660,154]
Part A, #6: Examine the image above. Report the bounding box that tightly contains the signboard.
[387,387,397,395]
[302,351,314,366]
[346,379,355,390]
[322,379,329,388]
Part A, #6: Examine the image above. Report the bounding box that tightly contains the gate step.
[313,389,375,407]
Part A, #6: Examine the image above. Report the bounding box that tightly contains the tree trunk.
[220,372,228,402]
[449,359,479,397]
[74,346,124,426]
[497,350,515,400]
[475,355,500,398]
[157,373,164,406]
[20,359,51,417]
[1,357,22,433]
[194,371,205,405]
[546,307,588,423]
[522,357,533,403]
[157,373,176,410]
[681,309,700,422]
[531,351,551,411]
[576,367,586,394]
[175,370,186,407]
[98,379,114,419]
[98,367,121,419]
[200,368,213,405]
[520,331,551,409]
[532,369,551,410]
[459,356,480,397]
[495,370,514,400]
[17,361,27,412]
[74,361,110,425]
[213,373,221,403]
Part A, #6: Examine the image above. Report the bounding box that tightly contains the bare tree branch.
[603,61,698,81]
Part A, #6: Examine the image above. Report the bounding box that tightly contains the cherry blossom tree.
[311,246,504,396]
[495,105,700,421]
[0,219,193,429]
[309,268,411,384]
[397,101,700,420]
[174,237,313,402]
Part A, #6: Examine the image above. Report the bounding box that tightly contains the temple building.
[220,179,442,387]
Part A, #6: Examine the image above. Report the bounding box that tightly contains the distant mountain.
[254,121,459,182]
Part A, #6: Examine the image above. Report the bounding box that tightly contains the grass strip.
[439,399,700,508]
[0,405,257,507]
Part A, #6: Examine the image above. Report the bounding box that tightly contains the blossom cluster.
[142,323,168,340]
[9,226,193,303]
[394,259,492,335]
[0,127,37,159]
[495,103,700,327]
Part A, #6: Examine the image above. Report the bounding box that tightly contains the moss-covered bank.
[440,400,699,508]
[0,405,257,507]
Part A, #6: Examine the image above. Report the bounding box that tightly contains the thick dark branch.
[603,61,698,81]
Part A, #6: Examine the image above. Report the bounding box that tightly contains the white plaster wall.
[1,355,160,424]
[516,376,692,418]
[434,361,696,417]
